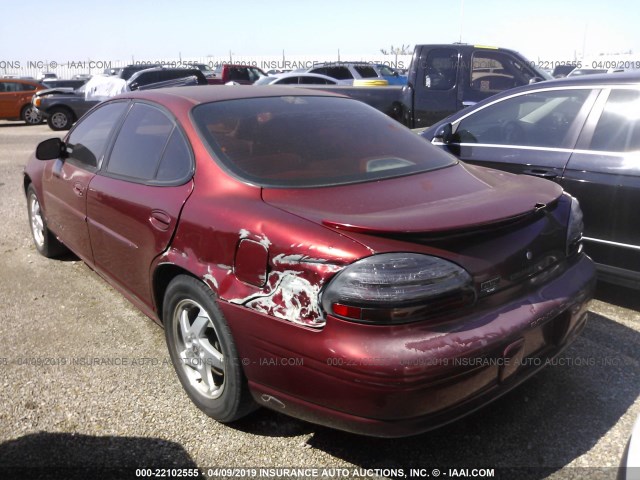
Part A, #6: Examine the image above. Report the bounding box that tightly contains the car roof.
[0,77,43,87]
[120,85,343,105]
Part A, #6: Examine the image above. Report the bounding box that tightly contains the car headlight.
[321,253,475,324]
[566,196,584,256]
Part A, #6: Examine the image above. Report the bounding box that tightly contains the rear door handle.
[149,210,171,231]
[523,169,558,180]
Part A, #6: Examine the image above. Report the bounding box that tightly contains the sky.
[0,0,639,63]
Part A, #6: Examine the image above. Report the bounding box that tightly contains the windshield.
[192,96,456,188]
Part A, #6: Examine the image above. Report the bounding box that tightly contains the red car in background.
[23,86,595,437]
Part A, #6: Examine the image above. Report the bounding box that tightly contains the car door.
[440,87,598,179]
[0,81,13,117]
[41,101,129,263]
[561,87,640,279]
[0,81,26,118]
[412,47,460,128]
[86,102,194,306]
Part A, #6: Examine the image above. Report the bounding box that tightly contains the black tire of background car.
[46,107,74,131]
[26,185,68,258]
[163,275,257,422]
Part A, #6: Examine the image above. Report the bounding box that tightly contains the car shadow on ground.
[0,431,204,480]
[594,280,640,311]
[0,122,43,128]
[302,310,639,479]
[229,303,639,479]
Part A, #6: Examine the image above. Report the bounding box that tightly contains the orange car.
[0,78,44,124]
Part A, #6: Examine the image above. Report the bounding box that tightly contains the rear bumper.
[221,254,596,437]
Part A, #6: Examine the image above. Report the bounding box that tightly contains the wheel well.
[23,176,32,196]
[153,264,200,324]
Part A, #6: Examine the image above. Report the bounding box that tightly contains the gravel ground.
[0,121,638,480]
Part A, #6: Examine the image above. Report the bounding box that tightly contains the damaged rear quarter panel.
[155,179,371,329]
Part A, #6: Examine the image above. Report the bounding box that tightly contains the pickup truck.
[308,44,551,128]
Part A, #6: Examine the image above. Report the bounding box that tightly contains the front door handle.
[523,169,558,180]
[73,182,85,197]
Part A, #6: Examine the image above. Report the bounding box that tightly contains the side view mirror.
[129,82,140,91]
[529,76,544,84]
[433,123,453,144]
[36,138,67,160]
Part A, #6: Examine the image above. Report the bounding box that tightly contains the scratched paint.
[229,269,326,327]
[203,265,219,290]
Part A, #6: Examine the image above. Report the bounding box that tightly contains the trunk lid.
[263,163,562,234]
[263,163,568,295]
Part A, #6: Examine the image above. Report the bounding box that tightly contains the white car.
[253,72,352,86]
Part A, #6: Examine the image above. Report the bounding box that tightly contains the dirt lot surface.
[0,121,638,480]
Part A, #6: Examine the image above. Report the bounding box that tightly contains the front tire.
[47,107,74,131]
[163,275,255,422]
[21,105,42,125]
[26,185,67,258]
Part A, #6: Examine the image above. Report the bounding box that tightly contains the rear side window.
[192,96,456,188]
[590,89,640,152]
[354,66,377,78]
[312,66,353,80]
[66,102,128,169]
[0,81,20,92]
[106,103,192,183]
[424,48,458,90]
[228,68,250,82]
[300,76,334,85]
[276,77,299,85]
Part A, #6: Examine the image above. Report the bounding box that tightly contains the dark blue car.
[422,71,640,288]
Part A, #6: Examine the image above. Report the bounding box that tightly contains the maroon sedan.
[24,86,595,437]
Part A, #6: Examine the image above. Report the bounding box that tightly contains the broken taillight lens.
[321,253,475,324]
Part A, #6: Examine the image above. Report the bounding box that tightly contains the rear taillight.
[321,253,475,324]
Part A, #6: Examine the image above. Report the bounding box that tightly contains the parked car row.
[31,66,208,130]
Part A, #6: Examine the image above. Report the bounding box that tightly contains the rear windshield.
[192,96,456,187]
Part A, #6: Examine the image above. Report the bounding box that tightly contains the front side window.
[590,89,640,152]
[106,103,191,183]
[455,89,591,148]
[193,96,456,188]
[66,102,128,169]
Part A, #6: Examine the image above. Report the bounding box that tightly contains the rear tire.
[163,275,256,423]
[26,185,67,258]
